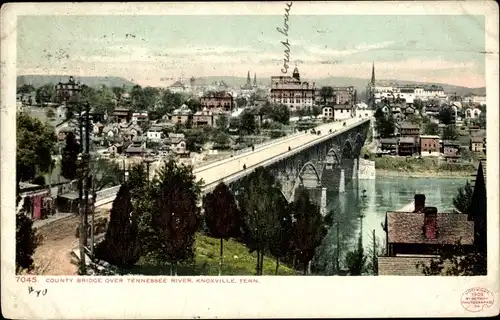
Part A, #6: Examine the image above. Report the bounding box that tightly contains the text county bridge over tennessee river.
[93,116,372,214]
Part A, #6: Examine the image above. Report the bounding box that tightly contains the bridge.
[94,115,372,213]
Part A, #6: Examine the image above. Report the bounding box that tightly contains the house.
[168,104,193,125]
[18,182,50,220]
[423,104,441,117]
[464,107,482,120]
[399,122,420,141]
[419,135,440,156]
[57,126,75,141]
[111,107,132,123]
[131,112,148,125]
[92,122,105,136]
[470,136,485,153]
[442,140,460,162]
[201,91,234,111]
[16,92,37,106]
[192,108,215,127]
[322,106,334,121]
[402,106,415,119]
[170,139,189,157]
[398,137,416,156]
[147,127,164,142]
[124,145,146,157]
[108,143,123,156]
[380,138,398,154]
[378,194,475,275]
[332,104,354,121]
[169,81,189,94]
[167,133,186,144]
[123,127,140,141]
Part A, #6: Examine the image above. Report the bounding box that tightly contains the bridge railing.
[203,118,370,191]
[193,131,306,173]
[95,185,121,201]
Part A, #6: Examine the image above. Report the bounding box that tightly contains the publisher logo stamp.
[460,288,494,312]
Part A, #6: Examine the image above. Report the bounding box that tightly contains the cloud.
[306,41,396,57]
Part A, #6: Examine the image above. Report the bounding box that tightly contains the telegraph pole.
[83,102,91,256]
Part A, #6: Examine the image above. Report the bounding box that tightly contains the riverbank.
[376,169,475,179]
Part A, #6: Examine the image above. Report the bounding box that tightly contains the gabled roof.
[400,122,419,129]
[399,137,416,144]
[386,211,474,245]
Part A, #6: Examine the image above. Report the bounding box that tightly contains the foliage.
[239,111,257,135]
[442,125,458,140]
[366,230,384,275]
[95,184,140,267]
[453,181,474,214]
[418,241,486,276]
[311,105,322,119]
[319,86,334,105]
[137,160,202,273]
[36,84,56,105]
[16,207,38,272]
[266,192,292,275]
[161,90,184,114]
[17,84,36,94]
[345,237,367,276]
[127,163,148,199]
[424,122,439,135]
[215,113,229,130]
[184,129,209,152]
[374,156,475,173]
[17,112,57,182]
[375,113,396,138]
[203,182,243,275]
[235,97,247,108]
[289,188,328,275]
[61,131,80,181]
[236,167,284,275]
[88,156,123,192]
[438,107,454,125]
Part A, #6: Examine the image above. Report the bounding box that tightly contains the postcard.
[1,1,499,319]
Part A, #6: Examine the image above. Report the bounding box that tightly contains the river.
[314,175,469,274]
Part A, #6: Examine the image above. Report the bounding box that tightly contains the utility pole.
[83,102,91,257]
[372,229,377,275]
[336,218,340,274]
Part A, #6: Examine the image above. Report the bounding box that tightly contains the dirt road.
[33,208,111,275]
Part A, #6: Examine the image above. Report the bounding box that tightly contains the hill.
[17,75,136,89]
[197,76,485,97]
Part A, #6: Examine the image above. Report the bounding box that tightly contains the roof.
[170,81,186,88]
[400,123,419,129]
[378,256,452,276]
[380,138,398,144]
[471,136,485,143]
[386,211,474,245]
[442,140,460,146]
[125,146,145,153]
[332,104,353,110]
[399,137,416,144]
[420,135,440,139]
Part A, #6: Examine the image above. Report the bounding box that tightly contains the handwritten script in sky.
[277,2,293,74]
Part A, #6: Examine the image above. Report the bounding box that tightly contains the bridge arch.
[326,148,341,165]
[288,161,321,202]
[341,140,354,160]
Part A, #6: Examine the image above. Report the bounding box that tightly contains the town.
[16,64,487,277]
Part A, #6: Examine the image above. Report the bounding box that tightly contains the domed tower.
[190,76,195,88]
[292,66,300,81]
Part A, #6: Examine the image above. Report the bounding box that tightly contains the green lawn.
[123,234,297,276]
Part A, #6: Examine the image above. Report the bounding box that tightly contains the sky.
[17,14,486,88]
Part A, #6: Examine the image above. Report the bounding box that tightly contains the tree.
[345,237,367,276]
[16,203,38,272]
[185,98,202,113]
[127,163,148,200]
[311,105,322,119]
[161,90,184,114]
[239,111,256,135]
[374,107,384,120]
[236,167,282,275]
[453,181,473,214]
[271,104,291,125]
[366,229,383,275]
[297,107,306,120]
[376,114,395,138]
[111,86,125,102]
[95,184,140,267]
[138,160,202,274]
[424,122,439,135]
[442,125,458,140]
[203,182,242,275]
[215,113,229,130]
[17,112,57,182]
[61,131,80,181]
[17,84,36,94]
[266,191,292,275]
[438,107,454,125]
[319,86,334,105]
[235,97,247,108]
[88,157,123,193]
[289,188,328,275]
[35,84,56,106]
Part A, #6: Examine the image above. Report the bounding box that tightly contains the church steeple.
[253,73,257,87]
[371,62,375,85]
[292,66,300,81]
[247,71,251,85]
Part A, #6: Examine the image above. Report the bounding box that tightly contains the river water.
[314,175,469,274]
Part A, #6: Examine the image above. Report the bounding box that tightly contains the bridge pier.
[320,187,327,216]
[352,158,358,181]
[339,169,345,193]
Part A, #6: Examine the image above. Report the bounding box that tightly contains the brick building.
[200,91,233,111]
[419,135,440,156]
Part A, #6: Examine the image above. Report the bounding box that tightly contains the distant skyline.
[17,14,486,88]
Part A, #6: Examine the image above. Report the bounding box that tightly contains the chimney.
[423,207,438,240]
[414,194,426,213]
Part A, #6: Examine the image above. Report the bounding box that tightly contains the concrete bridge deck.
[94,116,371,207]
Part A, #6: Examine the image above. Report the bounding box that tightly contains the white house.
[147,127,164,142]
[333,105,353,121]
[169,81,189,94]
[465,107,482,119]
